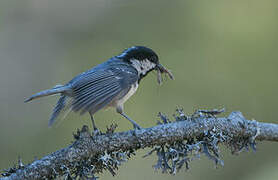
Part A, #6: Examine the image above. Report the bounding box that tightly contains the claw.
[92,128,102,136]
[133,124,142,130]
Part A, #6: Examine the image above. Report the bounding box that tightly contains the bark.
[1,111,278,179]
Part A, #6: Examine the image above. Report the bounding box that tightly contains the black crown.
[117,46,159,64]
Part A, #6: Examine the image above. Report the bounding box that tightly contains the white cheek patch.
[130,59,156,76]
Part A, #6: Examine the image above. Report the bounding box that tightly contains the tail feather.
[24,85,70,103]
[48,95,68,127]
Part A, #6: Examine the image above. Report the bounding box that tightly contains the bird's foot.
[92,128,102,136]
[132,123,142,130]
[118,112,142,130]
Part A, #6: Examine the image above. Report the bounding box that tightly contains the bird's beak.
[156,64,174,85]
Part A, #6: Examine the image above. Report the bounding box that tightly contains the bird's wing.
[70,63,138,115]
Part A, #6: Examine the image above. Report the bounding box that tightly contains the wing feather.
[69,63,138,115]
[73,77,117,101]
[73,73,116,93]
[72,81,119,112]
[80,85,121,114]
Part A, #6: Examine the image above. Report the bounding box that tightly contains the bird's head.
[117,46,174,84]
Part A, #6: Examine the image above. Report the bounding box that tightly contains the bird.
[25,46,174,130]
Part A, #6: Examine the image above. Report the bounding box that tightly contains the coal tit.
[25,46,174,130]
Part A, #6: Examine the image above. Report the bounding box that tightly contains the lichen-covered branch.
[1,110,278,179]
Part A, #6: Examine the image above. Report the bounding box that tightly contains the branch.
[1,110,278,179]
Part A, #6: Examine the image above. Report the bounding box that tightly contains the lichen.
[143,108,256,174]
[62,149,135,180]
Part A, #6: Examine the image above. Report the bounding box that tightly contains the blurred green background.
[1,0,278,179]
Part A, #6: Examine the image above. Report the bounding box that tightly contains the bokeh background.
[1,0,278,179]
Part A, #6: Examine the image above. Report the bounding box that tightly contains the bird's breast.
[109,82,138,109]
[118,82,138,105]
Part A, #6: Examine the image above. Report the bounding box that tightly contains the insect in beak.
[156,64,174,85]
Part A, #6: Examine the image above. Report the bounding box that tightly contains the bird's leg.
[116,106,141,129]
[120,112,142,129]
[89,112,99,132]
